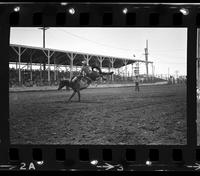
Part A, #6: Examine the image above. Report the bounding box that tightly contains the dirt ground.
[9,84,186,145]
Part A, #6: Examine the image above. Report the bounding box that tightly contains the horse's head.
[58,80,70,90]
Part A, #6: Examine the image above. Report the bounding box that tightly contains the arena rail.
[9,81,169,92]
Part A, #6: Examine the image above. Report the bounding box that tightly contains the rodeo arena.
[9,35,187,145]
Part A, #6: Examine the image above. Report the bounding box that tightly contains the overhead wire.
[59,29,143,53]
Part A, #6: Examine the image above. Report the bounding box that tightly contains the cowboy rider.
[71,60,92,83]
[80,60,92,76]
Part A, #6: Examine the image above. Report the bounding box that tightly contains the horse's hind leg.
[67,91,76,102]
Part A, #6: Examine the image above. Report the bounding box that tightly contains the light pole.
[144,40,149,76]
[168,67,170,79]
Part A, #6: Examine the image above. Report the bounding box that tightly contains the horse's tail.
[92,66,102,74]
[92,66,114,75]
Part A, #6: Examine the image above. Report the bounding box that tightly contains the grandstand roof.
[9,44,153,68]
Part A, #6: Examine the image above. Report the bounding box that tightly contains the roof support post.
[66,63,68,79]
[54,57,56,82]
[137,61,140,76]
[18,46,21,85]
[12,46,26,85]
[30,52,33,81]
[39,61,42,84]
[118,68,120,81]
[43,50,55,84]
[98,56,104,69]
[70,54,73,80]
[47,50,51,84]
[83,55,91,65]
[97,56,104,82]
[67,53,76,80]
[123,59,128,81]
[131,63,134,80]
[70,54,74,80]
[110,58,115,81]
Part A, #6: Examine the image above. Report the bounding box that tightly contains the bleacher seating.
[9,68,186,87]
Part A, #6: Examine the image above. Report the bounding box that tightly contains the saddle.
[71,65,104,84]
[71,75,92,86]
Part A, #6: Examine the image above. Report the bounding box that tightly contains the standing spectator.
[135,75,140,92]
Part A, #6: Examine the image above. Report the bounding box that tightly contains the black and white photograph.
[9,27,187,145]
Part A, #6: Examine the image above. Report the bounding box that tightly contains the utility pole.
[38,27,50,48]
[175,70,179,79]
[38,27,50,82]
[144,40,149,76]
[38,27,50,70]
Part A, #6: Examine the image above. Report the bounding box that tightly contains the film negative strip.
[0,2,200,171]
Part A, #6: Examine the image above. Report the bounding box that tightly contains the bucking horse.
[58,66,113,102]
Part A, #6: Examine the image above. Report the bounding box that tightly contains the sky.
[10,27,187,76]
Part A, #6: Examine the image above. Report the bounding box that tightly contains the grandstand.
[9,44,156,87]
[9,44,186,88]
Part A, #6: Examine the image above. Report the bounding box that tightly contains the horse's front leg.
[67,91,76,102]
[77,91,81,102]
[100,75,107,81]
